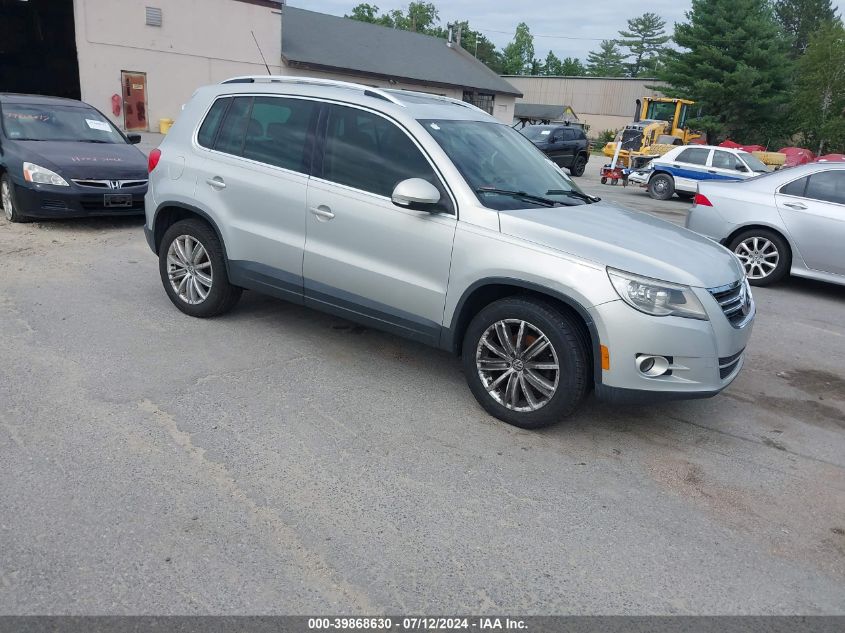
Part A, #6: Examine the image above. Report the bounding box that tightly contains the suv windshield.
[1,103,124,143]
[421,119,594,210]
[738,152,770,173]
[520,126,555,141]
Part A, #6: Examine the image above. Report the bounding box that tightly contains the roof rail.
[383,88,491,116]
[220,75,405,106]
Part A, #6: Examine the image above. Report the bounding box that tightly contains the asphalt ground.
[1,138,843,614]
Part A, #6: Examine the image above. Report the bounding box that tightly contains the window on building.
[242,97,317,172]
[676,147,710,166]
[462,91,495,115]
[145,7,163,27]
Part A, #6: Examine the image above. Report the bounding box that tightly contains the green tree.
[586,40,626,77]
[791,22,845,152]
[345,3,394,27]
[774,0,840,56]
[543,51,563,75]
[560,57,586,76]
[502,23,535,75]
[657,0,793,142]
[460,26,504,73]
[618,12,670,77]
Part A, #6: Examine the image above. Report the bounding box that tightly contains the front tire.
[648,173,675,200]
[1,175,30,223]
[462,297,590,429]
[159,219,242,317]
[569,155,587,177]
[728,228,790,286]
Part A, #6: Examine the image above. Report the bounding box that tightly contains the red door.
[121,71,148,131]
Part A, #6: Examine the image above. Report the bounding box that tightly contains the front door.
[122,71,148,131]
[303,103,457,345]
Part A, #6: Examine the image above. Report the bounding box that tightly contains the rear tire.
[728,228,790,286]
[569,155,587,177]
[1,175,31,223]
[462,297,590,429]
[159,219,242,317]
[648,173,675,200]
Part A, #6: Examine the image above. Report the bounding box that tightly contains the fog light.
[636,354,671,377]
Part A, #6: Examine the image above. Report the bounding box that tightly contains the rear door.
[191,94,319,299]
[776,170,845,276]
[559,128,578,166]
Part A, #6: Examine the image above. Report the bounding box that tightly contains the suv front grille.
[708,280,753,328]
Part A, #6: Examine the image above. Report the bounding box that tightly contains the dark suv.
[520,124,589,177]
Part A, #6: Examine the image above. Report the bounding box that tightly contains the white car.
[628,145,770,200]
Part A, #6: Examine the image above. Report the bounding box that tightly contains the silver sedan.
[686,162,845,286]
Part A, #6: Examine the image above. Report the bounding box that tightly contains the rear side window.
[805,170,845,205]
[242,96,317,173]
[213,96,252,156]
[197,98,230,149]
[780,176,808,197]
[562,129,576,141]
[676,147,710,165]
[321,105,450,211]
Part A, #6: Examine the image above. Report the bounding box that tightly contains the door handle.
[206,177,226,190]
[783,202,807,210]
[309,206,335,220]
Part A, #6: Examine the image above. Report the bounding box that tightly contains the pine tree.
[560,57,586,76]
[543,51,563,75]
[774,0,840,56]
[657,0,793,142]
[586,41,626,77]
[502,23,535,75]
[618,12,670,77]
[791,22,845,153]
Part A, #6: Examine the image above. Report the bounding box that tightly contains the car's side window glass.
[780,176,808,197]
[242,96,317,173]
[213,96,252,156]
[197,98,230,149]
[563,129,576,141]
[712,151,739,170]
[676,147,709,165]
[805,171,845,205]
[322,105,451,212]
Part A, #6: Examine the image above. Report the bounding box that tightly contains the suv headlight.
[23,162,69,186]
[608,268,708,320]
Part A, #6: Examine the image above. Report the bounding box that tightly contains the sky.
[292,0,845,63]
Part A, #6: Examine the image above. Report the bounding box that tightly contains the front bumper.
[12,179,147,218]
[589,288,754,402]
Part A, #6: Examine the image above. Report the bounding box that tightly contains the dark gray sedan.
[686,162,845,286]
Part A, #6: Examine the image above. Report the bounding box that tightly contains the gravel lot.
[1,140,844,614]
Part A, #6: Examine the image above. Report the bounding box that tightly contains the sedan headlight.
[608,268,708,320]
[23,162,69,186]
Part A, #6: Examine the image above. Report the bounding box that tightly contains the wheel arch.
[152,202,228,259]
[725,223,795,264]
[441,278,601,384]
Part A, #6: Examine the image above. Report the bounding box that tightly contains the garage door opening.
[0,0,80,99]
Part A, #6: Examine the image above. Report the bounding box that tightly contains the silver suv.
[144,76,755,429]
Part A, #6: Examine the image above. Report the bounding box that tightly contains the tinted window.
[577,130,587,140]
[322,105,447,209]
[676,148,710,165]
[805,170,845,205]
[197,98,230,149]
[712,151,741,170]
[562,129,576,141]
[780,176,808,197]
[214,96,252,156]
[242,96,316,172]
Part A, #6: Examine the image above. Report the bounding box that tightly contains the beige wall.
[504,76,665,136]
[74,0,283,130]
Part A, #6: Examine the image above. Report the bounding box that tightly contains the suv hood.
[498,201,744,288]
[15,141,148,180]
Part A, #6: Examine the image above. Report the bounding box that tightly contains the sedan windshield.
[738,152,770,173]
[1,104,124,144]
[420,119,595,210]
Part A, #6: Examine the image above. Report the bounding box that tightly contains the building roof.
[513,103,579,122]
[281,7,522,97]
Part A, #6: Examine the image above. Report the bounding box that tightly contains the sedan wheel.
[734,237,779,281]
[476,319,560,413]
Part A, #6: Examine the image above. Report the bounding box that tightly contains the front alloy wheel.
[167,234,214,304]
[476,319,560,412]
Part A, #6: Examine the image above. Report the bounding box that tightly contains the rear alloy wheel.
[1,175,30,223]
[159,219,242,317]
[569,155,587,177]
[729,229,790,286]
[462,297,589,429]
[648,173,675,200]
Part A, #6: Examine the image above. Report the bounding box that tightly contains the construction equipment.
[602,97,701,168]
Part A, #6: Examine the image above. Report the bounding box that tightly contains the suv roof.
[214,75,495,122]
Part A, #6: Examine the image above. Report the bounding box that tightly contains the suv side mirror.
[127,133,142,144]
[391,178,441,210]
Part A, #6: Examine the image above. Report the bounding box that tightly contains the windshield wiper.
[476,188,562,207]
[546,189,601,203]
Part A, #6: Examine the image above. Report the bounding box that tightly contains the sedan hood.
[498,201,744,288]
[18,141,148,180]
